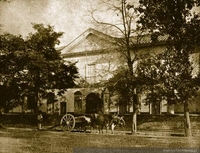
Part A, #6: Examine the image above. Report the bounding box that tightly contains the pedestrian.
[37,111,43,130]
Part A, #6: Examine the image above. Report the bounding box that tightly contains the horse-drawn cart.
[57,113,126,133]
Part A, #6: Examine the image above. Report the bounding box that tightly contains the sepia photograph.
[0,0,200,153]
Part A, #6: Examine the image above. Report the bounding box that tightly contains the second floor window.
[86,64,96,84]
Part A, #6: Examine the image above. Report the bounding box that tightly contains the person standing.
[37,111,43,130]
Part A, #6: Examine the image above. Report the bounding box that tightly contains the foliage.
[138,0,200,106]
[0,24,79,113]
[0,34,26,112]
[138,0,200,136]
[136,55,165,113]
[107,67,133,109]
[107,65,145,109]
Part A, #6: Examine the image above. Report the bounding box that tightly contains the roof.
[60,28,118,55]
[131,34,168,44]
[59,28,168,56]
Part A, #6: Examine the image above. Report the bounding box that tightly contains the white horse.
[110,114,126,134]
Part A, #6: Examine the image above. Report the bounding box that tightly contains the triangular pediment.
[61,28,118,55]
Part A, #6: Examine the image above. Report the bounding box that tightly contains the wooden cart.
[59,114,91,132]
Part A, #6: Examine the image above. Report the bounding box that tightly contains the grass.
[137,121,200,130]
[0,128,200,153]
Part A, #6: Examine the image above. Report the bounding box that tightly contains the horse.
[110,114,126,134]
[90,112,110,134]
[90,112,126,134]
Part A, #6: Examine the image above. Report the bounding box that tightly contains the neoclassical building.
[49,28,168,115]
[42,28,200,115]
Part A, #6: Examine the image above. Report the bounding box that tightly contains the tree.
[24,24,79,113]
[136,55,165,114]
[0,24,79,113]
[138,0,200,137]
[89,0,145,134]
[0,34,26,112]
[107,67,134,114]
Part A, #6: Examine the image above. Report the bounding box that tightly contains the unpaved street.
[0,128,199,153]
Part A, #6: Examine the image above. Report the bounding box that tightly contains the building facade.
[32,28,199,115]
[54,28,169,115]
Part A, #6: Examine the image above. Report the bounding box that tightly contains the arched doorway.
[86,92,103,114]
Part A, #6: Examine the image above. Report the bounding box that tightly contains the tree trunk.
[184,102,192,137]
[132,109,137,135]
[132,93,140,135]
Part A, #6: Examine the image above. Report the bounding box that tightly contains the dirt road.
[0,128,199,153]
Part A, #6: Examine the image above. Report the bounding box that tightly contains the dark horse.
[90,112,110,134]
[90,112,125,134]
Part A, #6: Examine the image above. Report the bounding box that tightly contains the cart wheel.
[60,114,75,132]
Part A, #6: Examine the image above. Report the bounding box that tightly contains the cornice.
[61,49,116,58]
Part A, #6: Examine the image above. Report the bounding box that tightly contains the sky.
[1,0,198,47]
[0,0,98,46]
[0,0,139,47]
